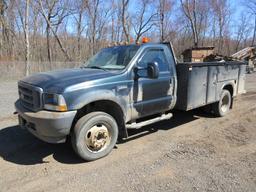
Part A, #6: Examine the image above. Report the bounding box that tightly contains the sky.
[66,0,254,38]
[227,0,254,36]
[230,0,245,20]
[130,0,253,37]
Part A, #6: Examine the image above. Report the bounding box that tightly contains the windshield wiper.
[82,66,107,71]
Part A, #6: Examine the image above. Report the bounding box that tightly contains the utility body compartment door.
[186,67,208,109]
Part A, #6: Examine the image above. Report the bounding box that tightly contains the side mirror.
[147,62,159,79]
[134,61,159,79]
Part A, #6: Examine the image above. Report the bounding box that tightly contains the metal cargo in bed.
[175,62,246,111]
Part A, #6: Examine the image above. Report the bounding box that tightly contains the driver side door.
[132,48,172,118]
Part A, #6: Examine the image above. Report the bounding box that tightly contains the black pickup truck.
[15,42,246,161]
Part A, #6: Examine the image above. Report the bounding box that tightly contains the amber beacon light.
[142,37,150,43]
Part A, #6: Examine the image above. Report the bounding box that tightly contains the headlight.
[43,93,67,112]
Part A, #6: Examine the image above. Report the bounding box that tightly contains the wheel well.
[71,100,127,138]
[223,84,233,97]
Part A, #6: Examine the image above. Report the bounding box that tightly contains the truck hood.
[20,68,117,93]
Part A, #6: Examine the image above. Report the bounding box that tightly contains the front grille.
[18,82,43,111]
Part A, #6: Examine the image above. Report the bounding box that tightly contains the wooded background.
[0,0,256,77]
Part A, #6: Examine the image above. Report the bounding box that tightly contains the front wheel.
[212,89,232,117]
[71,112,118,161]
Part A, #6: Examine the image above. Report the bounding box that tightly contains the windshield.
[83,45,139,70]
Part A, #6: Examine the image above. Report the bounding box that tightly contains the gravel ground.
[0,81,18,119]
[0,74,255,192]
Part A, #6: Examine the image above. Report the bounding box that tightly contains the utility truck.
[15,41,246,161]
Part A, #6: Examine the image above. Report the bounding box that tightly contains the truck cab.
[15,42,246,161]
[127,43,177,120]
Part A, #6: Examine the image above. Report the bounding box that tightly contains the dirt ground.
[0,74,255,192]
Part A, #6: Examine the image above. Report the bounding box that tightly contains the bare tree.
[234,14,251,52]
[157,0,174,42]
[0,0,7,59]
[25,0,30,76]
[30,1,44,62]
[245,0,256,46]
[180,0,199,47]
[74,0,87,60]
[159,0,166,42]
[180,0,210,47]
[86,0,99,55]
[38,0,71,62]
[86,0,112,55]
[132,0,157,42]
[41,0,56,62]
[121,0,130,42]
[0,0,16,59]
[112,0,125,42]
[211,0,231,52]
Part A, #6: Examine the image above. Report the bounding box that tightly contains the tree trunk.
[252,15,256,46]
[77,11,82,60]
[192,0,198,47]
[25,0,30,76]
[46,23,52,63]
[159,0,165,42]
[121,0,130,42]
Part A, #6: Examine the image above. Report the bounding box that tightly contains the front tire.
[71,112,118,161]
[212,89,232,117]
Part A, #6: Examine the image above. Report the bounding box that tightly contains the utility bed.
[175,62,246,111]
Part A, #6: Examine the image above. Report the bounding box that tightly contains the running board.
[126,113,173,129]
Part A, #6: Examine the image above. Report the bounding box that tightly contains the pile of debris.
[231,47,256,73]
[181,46,255,66]
[203,54,236,62]
[231,47,255,61]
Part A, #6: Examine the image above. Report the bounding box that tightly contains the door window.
[138,49,169,72]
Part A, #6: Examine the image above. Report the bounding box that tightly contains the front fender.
[65,89,127,117]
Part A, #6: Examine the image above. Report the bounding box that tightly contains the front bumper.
[15,100,77,143]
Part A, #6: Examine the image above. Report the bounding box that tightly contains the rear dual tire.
[212,89,232,117]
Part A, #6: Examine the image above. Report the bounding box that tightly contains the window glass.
[138,49,169,72]
[83,45,139,70]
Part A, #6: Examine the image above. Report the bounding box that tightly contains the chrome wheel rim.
[85,124,111,153]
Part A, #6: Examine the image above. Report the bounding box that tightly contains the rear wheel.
[212,89,232,117]
[71,111,118,161]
